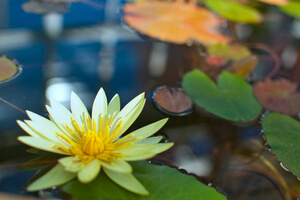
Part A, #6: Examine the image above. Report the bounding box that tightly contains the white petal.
[116,93,144,119]
[26,111,63,134]
[114,144,153,156]
[59,156,84,173]
[17,120,43,139]
[149,143,174,154]
[92,88,107,133]
[24,120,67,146]
[104,168,149,195]
[127,118,168,141]
[71,91,90,130]
[27,164,76,191]
[18,136,69,155]
[111,98,146,141]
[46,100,75,134]
[123,153,157,161]
[78,159,101,183]
[107,94,120,115]
[136,136,163,144]
[101,159,132,173]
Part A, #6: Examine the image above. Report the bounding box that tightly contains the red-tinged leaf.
[123,1,230,45]
[253,79,300,115]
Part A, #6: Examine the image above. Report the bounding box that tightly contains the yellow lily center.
[54,114,135,164]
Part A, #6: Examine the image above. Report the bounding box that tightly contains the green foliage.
[280,1,300,18]
[182,70,261,122]
[203,0,262,23]
[262,113,300,178]
[61,161,227,200]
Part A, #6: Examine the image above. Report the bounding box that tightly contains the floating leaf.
[151,86,193,116]
[262,113,300,178]
[22,0,69,14]
[182,70,261,122]
[204,0,262,23]
[258,0,289,5]
[123,1,230,45]
[0,56,22,83]
[253,79,300,115]
[207,44,251,62]
[280,1,300,18]
[228,55,258,77]
[61,161,226,200]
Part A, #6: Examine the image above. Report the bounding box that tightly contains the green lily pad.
[61,161,226,200]
[204,0,262,23]
[182,70,261,122]
[280,1,300,18]
[262,113,300,178]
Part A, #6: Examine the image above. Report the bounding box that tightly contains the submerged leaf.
[22,0,69,14]
[262,113,300,178]
[182,70,261,122]
[62,161,227,200]
[123,1,230,45]
[253,79,300,115]
[204,0,262,23]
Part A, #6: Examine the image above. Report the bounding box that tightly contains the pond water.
[0,0,300,199]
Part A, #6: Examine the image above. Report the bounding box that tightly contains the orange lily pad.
[253,79,300,115]
[0,56,22,83]
[123,1,230,45]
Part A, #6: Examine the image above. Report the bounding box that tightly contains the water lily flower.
[17,88,173,195]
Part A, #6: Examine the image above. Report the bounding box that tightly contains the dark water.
[0,0,300,199]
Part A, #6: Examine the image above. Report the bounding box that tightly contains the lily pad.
[280,1,300,18]
[253,79,300,115]
[204,0,262,23]
[151,86,193,116]
[0,56,22,83]
[207,44,251,62]
[182,70,261,122]
[258,0,288,5]
[61,161,226,200]
[262,113,300,178]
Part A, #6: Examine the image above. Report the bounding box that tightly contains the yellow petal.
[71,91,90,130]
[104,168,149,195]
[92,88,108,133]
[101,159,132,173]
[59,156,84,173]
[78,159,101,183]
[27,164,76,191]
[18,136,69,155]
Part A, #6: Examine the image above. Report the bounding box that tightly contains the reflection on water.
[0,1,300,199]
